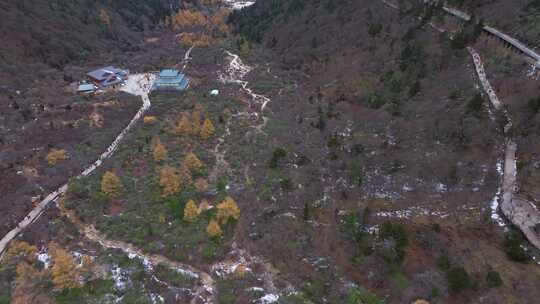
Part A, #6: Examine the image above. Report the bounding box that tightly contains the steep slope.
[0,0,179,69]
[223,0,540,302]
[0,0,181,240]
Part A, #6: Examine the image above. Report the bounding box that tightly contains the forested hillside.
[0,0,179,69]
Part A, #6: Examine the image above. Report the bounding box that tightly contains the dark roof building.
[86,66,128,88]
[152,69,189,92]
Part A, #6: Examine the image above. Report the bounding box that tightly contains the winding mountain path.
[0,45,220,302]
[219,51,272,131]
[468,48,540,250]
[59,202,216,303]
[0,73,155,258]
[380,0,540,249]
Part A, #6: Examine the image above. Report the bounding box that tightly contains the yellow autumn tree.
[183,153,204,172]
[14,261,36,289]
[207,219,222,238]
[209,10,231,35]
[152,137,167,162]
[159,165,181,197]
[194,178,209,192]
[216,196,240,224]
[12,261,53,304]
[180,33,215,47]
[101,171,123,198]
[143,116,158,125]
[200,118,215,140]
[184,199,199,222]
[50,243,81,290]
[170,10,207,29]
[47,148,67,165]
[176,113,192,136]
[3,241,38,265]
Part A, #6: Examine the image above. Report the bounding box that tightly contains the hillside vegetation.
[0,0,177,69]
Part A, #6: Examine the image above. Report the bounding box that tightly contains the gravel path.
[0,73,155,258]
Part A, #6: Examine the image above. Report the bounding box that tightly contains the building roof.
[77,84,96,92]
[159,69,180,78]
[87,66,128,82]
[153,70,189,91]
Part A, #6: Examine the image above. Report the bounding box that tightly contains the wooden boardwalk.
[443,6,540,65]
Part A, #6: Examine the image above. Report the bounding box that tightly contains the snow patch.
[258,293,279,304]
[223,0,255,10]
[111,264,131,291]
[150,293,165,304]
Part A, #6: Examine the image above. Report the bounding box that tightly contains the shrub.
[202,242,218,260]
[368,23,383,37]
[47,148,68,165]
[528,97,540,114]
[449,89,461,100]
[280,177,293,191]
[380,221,408,249]
[315,108,326,130]
[467,93,484,113]
[342,213,363,242]
[367,93,385,109]
[408,80,421,97]
[504,231,531,262]
[436,254,451,271]
[344,287,384,304]
[450,31,468,49]
[486,270,503,288]
[269,147,287,168]
[447,266,472,293]
[379,221,408,263]
[349,160,363,187]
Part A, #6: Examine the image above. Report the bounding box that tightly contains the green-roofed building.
[152,69,189,92]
